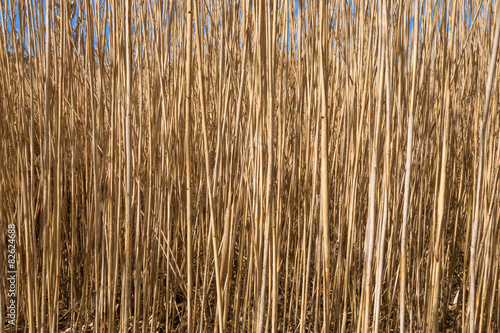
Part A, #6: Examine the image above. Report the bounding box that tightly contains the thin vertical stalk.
[318,0,329,331]
[401,1,419,331]
[41,0,51,330]
[185,0,194,331]
[470,6,500,333]
[122,0,133,330]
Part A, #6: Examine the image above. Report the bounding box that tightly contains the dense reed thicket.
[1,0,499,332]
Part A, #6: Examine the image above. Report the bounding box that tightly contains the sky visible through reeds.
[2,0,485,55]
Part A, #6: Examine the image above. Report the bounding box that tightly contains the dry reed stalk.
[122,0,133,331]
[470,5,500,333]
[318,1,330,332]
[401,1,419,331]
[184,0,194,332]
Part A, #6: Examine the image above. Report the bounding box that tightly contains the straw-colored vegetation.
[1,0,500,332]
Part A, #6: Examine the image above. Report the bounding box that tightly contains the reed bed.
[1,0,499,332]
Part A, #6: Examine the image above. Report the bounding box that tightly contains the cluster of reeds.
[1,0,499,332]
